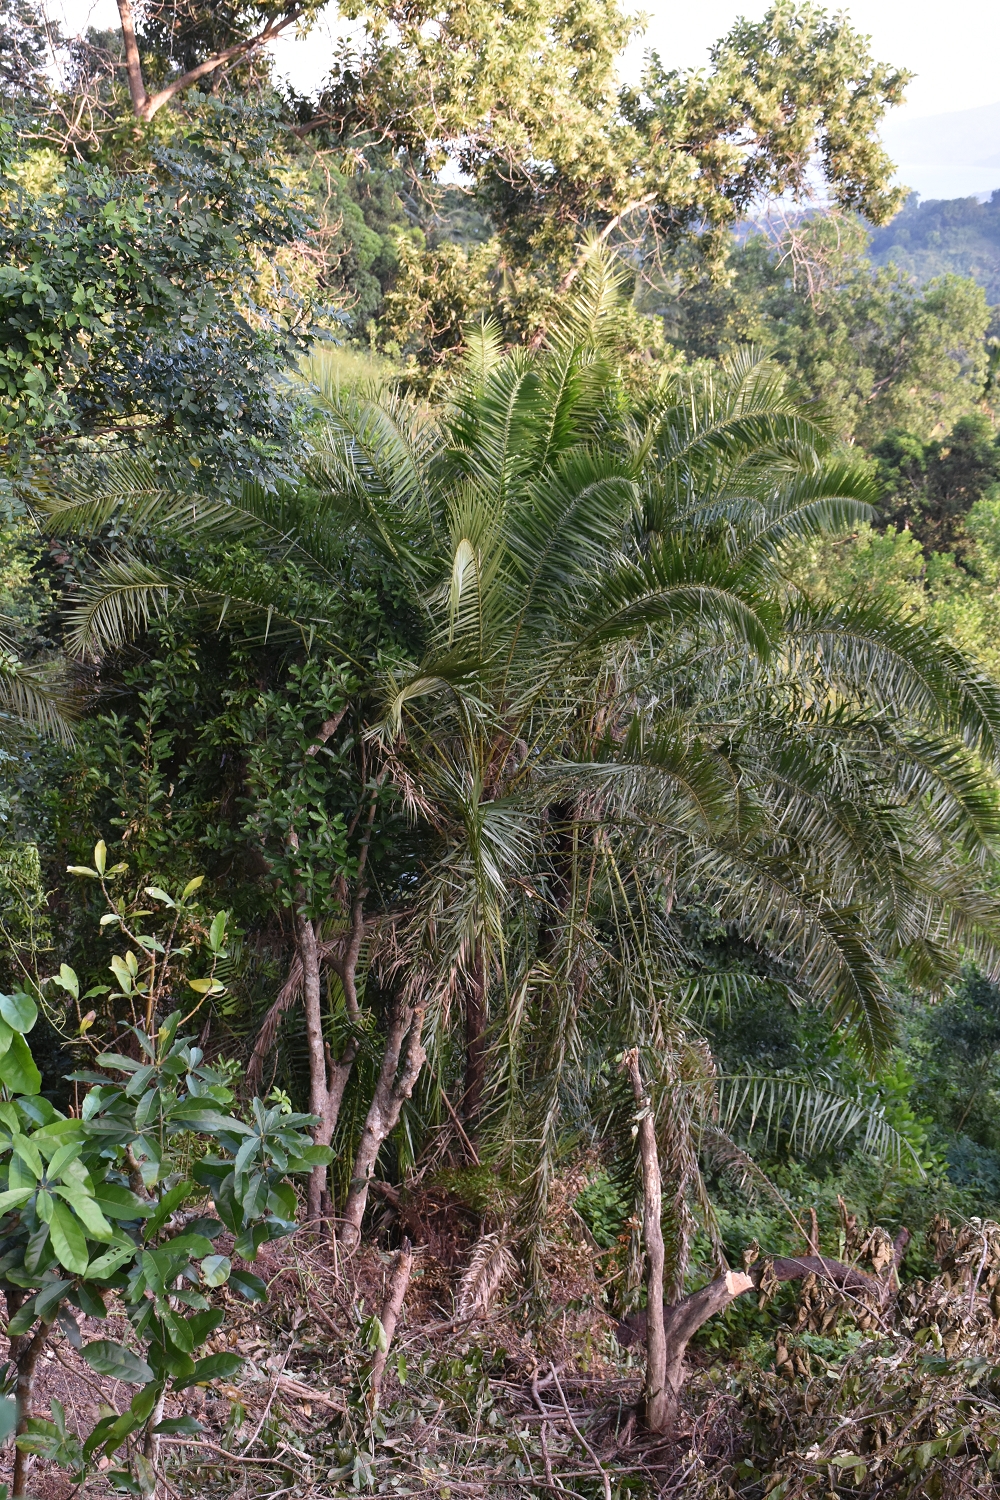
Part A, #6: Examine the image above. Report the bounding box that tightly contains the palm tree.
[35,257,1000,1269]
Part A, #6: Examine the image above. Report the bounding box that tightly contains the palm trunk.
[341,1001,426,1249]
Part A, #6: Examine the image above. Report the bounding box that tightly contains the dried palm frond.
[456,1231,517,1320]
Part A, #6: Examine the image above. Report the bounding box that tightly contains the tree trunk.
[614,1234,912,1426]
[463,943,487,1134]
[367,1239,414,1401]
[9,1308,54,1498]
[115,0,149,117]
[142,1388,167,1497]
[341,1002,426,1249]
[622,1048,671,1434]
[299,913,330,1223]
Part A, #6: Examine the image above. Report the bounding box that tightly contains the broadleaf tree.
[0,848,330,1497]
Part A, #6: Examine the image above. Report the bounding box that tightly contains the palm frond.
[716,1072,921,1172]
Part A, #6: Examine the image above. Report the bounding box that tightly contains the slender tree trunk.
[614,1240,919,1423]
[9,1311,54,1497]
[367,1239,414,1401]
[299,913,330,1223]
[463,943,487,1134]
[622,1049,670,1434]
[142,1388,167,1497]
[115,0,149,116]
[341,1002,426,1249]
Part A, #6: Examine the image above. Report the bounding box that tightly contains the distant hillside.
[868,193,1000,305]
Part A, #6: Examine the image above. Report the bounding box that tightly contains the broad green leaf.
[228,1269,267,1302]
[142,1180,194,1239]
[46,1142,83,1180]
[12,1134,43,1179]
[153,1415,203,1436]
[0,1034,40,1095]
[94,1183,154,1219]
[85,1244,137,1279]
[109,956,132,995]
[165,1233,214,1259]
[94,1052,144,1073]
[208,911,227,953]
[7,1298,38,1336]
[168,1105,253,1134]
[173,1351,244,1389]
[0,1188,32,1216]
[93,840,107,875]
[83,1410,132,1460]
[0,993,36,1034]
[66,866,99,879]
[186,1308,225,1345]
[82,1341,154,1384]
[181,876,205,900]
[148,1341,194,1380]
[162,1309,194,1355]
[134,1451,157,1494]
[290,1144,335,1168]
[73,1283,107,1318]
[199,1255,230,1287]
[52,1187,114,1242]
[130,1385,161,1422]
[48,1201,89,1275]
[24,1222,50,1275]
[187,977,222,995]
[0,1396,16,1444]
[144,887,174,907]
[36,1280,73,1320]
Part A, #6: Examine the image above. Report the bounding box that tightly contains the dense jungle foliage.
[3,1,1000,1496]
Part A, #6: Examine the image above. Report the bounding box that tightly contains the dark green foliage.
[875,412,1000,559]
[135,0,279,85]
[316,163,410,336]
[907,970,1000,1162]
[0,101,313,479]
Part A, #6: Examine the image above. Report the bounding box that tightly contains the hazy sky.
[50,0,1000,121]
[637,0,1000,121]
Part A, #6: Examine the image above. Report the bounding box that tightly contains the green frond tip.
[0,655,75,745]
[716,1073,923,1174]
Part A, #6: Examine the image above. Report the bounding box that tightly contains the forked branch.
[115,0,304,122]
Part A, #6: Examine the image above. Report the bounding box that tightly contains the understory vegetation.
[3,1,1000,1496]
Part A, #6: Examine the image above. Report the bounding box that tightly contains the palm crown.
[39,260,1000,1275]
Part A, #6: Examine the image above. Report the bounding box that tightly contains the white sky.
[51,0,1000,119]
[47,0,1000,197]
